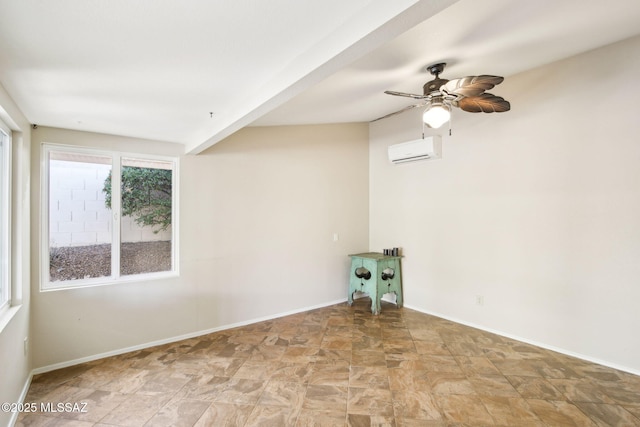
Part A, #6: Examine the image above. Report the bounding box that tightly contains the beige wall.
[0,85,31,427]
[30,123,369,369]
[369,35,640,373]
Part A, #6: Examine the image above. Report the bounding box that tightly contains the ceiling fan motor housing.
[423,77,449,95]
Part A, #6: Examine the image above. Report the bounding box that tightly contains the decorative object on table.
[382,247,401,256]
[348,252,403,315]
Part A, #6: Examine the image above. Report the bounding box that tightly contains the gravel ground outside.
[49,241,172,282]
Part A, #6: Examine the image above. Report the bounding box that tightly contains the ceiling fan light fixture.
[422,101,450,129]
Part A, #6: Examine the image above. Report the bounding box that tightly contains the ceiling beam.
[185,0,459,155]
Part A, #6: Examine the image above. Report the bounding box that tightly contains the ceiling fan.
[373,63,510,128]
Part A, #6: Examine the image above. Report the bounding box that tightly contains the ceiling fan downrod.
[426,63,446,78]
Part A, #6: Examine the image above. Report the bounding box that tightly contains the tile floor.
[16,299,640,426]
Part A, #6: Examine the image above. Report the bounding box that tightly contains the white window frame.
[0,122,10,313]
[41,143,179,291]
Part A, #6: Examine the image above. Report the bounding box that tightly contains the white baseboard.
[404,304,640,377]
[32,298,346,375]
[10,372,33,427]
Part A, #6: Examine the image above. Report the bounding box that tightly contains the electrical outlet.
[24,337,28,356]
[475,295,484,306]
[333,233,339,242]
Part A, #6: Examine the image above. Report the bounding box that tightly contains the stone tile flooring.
[16,299,640,426]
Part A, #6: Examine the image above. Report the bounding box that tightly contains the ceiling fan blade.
[442,75,504,98]
[384,90,428,100]
[371,102,428,122]
[457,93,510,113]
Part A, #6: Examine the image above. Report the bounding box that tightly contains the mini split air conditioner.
[388,136,441,164]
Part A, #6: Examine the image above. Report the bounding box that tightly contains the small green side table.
[348,252,403,315]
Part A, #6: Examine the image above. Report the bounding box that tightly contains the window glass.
[48,151,113,283]
[119,157,173,276]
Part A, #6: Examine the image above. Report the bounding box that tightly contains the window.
[0,124,10,311]
[42,144,178,290]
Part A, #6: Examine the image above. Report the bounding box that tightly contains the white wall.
[31,123,369,368]
[0,85,31,427]
[369,35,640,373]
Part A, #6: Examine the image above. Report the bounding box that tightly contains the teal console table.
[348,252,403,315]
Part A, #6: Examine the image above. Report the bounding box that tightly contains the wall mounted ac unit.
[388,136,442,164]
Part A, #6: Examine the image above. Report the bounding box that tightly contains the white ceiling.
[1,0,640,154]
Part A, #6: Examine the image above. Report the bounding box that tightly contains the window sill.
[0,304,23,334]
[40,270,179,292]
